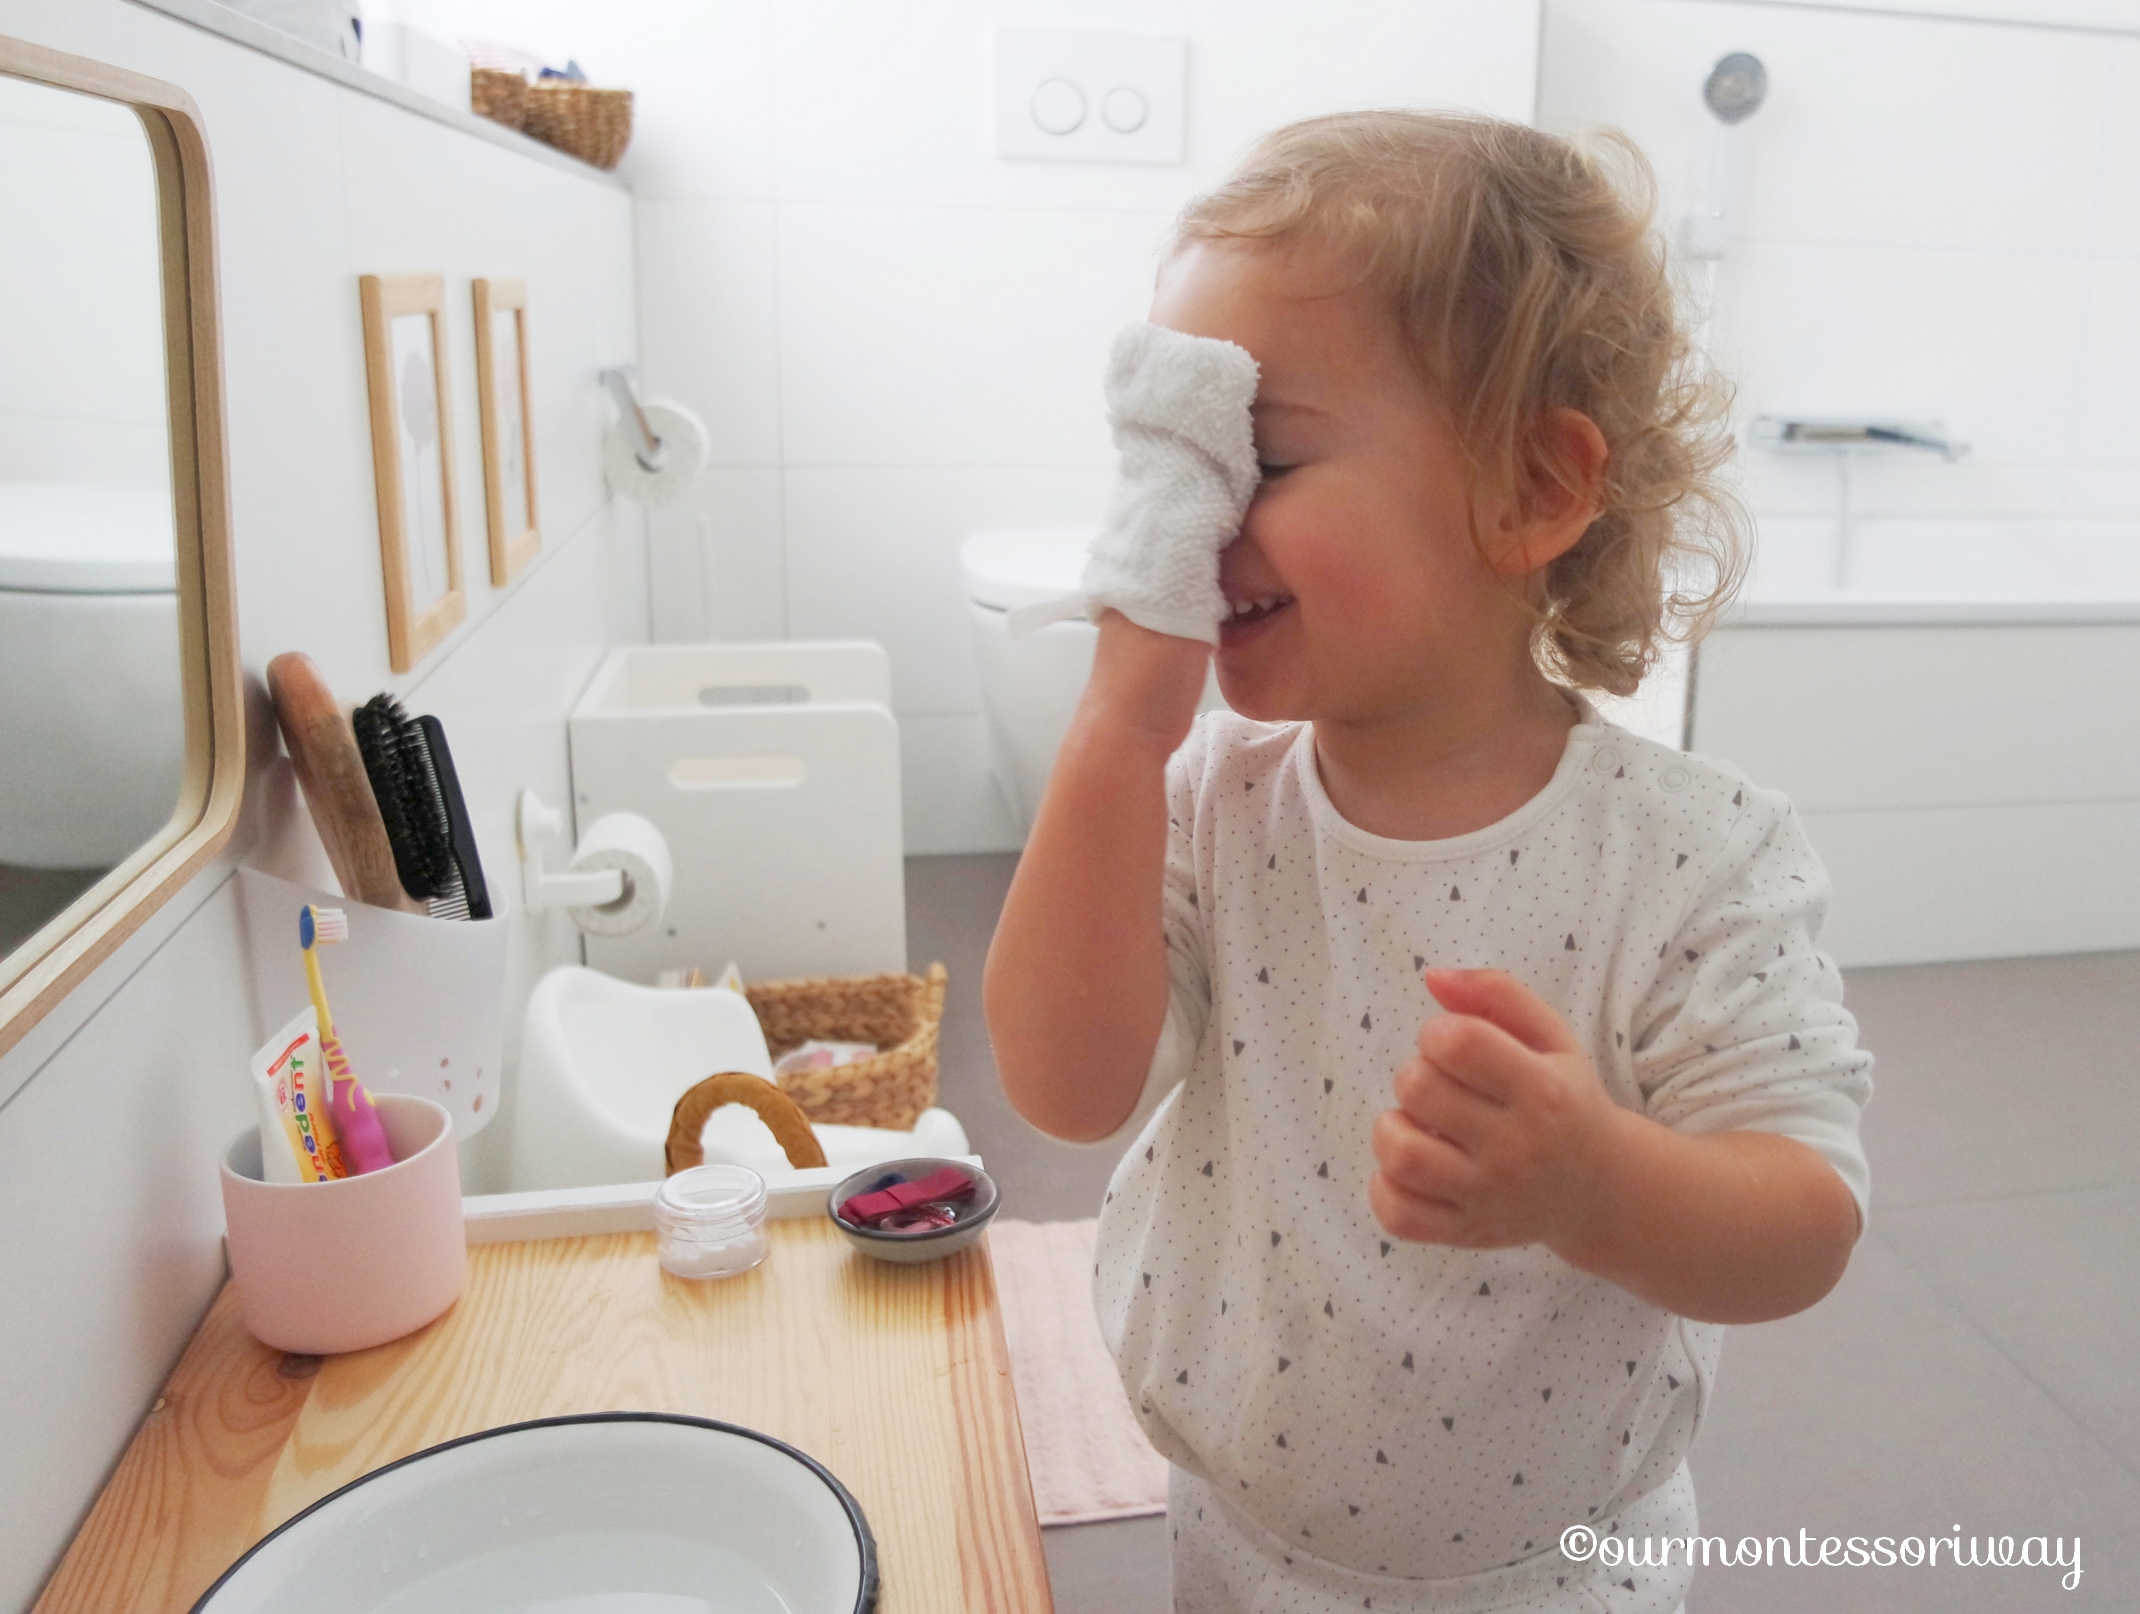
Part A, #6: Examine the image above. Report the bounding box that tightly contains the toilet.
[960,526,1227,833]
[0,483,185,869]
[511,965,970,1191]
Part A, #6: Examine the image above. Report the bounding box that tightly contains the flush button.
[1030,78,1086,135]
[1591,746,1622,775]
[1661,765,1692,793]
[1102,85,1149,133]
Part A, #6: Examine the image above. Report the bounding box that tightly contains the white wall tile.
[2067,252,2140,472]
[776,202,1166,467]
[634,198,782,465]
[1717,241,2090,469]
[399,0,780,202]
[770,0,1539,212]
[900,711,1025,855]
[1736,453,2074,524]
[648,465,789,642]
[340,89,639,577]
[783,464,1112,714]
[2092,38,2140,258]
[769,0,1193,215]
[212,65,377,678]
[1542,0,2111,255]
[647,503,711,642]
[2062,465,2140,518]
[407,0,1540,855]
[401,499,646,1190]
[1191,0,1540,160]
[1543,0,2140,529]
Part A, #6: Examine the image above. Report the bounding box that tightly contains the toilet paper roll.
[568,812,674,938]
[602,399,709,508]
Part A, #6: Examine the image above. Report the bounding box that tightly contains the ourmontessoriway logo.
[1558,1523,2081,1591]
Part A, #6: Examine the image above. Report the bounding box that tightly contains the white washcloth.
[1007,323,1260,643]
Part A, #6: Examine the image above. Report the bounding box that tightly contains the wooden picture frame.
[472,277,540,584]
[358,272,464,672]
[0,36,244,1060]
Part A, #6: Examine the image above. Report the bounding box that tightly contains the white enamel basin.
[191,1414,876,1614]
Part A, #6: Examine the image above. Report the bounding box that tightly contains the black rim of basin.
[188,1409,879,1614]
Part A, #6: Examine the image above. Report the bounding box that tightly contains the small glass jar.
[654,1164,769,1280]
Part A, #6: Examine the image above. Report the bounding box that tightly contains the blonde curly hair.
[1172,110,1747,696]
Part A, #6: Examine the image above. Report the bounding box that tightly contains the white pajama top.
[1093,703,1873,1599]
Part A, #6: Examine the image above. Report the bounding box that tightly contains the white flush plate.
[992,26,1186,166]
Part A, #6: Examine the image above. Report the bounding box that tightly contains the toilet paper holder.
[515,789,623,910]
[597,365,666,472]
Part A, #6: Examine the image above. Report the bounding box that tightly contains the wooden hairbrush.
[266,651,423,914]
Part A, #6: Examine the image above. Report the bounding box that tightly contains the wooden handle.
[667,1073,829,1175]
[266,652,424,914]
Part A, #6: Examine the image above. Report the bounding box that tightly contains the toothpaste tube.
[249,1006,346,1183]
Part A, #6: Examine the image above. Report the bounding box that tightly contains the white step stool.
[568,642,906,984]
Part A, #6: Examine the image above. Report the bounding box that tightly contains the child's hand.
[1369,968,1625,1254]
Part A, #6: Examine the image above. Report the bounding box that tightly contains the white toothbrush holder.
[234,866,510,1139]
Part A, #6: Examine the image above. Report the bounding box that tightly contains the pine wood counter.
[35,1218,1053,1614]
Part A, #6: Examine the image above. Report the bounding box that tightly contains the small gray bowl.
[827,1157,999,1265]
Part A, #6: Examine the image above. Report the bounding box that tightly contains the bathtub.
[1679,518,2140,968]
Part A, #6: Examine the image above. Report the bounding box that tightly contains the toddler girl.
[984,111,1871,1614]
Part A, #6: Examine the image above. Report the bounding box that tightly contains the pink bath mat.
[990,1217,1169,1526]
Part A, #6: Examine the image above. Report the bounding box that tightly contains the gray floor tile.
[1042,1514,1170,1613]
[907,853,1127,1223]
[1842,951,2140,1211]
[1686,1233,2139,1611]
[1880,1184,2140,1481]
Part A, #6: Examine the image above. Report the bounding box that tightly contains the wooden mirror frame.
[0,37,244,1061]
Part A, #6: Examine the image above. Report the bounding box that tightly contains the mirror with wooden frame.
[0,36,243,1060]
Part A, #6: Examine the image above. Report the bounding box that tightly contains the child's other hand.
[1369,968,1624,1254]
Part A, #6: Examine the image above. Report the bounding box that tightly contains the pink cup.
[220,1093,466,1355]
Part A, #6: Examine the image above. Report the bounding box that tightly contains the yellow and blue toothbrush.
[301,904,394,1175]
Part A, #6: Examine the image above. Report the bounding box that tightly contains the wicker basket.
[521,83,633,171]
[745,963,947,1132]
[470,69,528,131]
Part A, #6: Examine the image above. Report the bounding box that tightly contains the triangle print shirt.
[1093,702,1873,1582]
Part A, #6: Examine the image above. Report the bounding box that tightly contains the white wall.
[0,4,641,1604]
[1542,0,2140,529]
[398,0,1543,852]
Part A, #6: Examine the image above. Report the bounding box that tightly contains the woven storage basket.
[522,83,633,171]
[746,962,947,1131]
[470,68,527,130]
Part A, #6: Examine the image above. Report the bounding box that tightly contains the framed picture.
[358,272,464,673]
[473,276,540,585]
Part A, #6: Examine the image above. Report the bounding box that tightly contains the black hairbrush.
[352,695,492,920]
[414,711,490,919]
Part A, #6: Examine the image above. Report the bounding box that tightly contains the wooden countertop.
[34,1218,1054,1613]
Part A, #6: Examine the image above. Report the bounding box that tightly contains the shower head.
[1703,52,1769,125]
